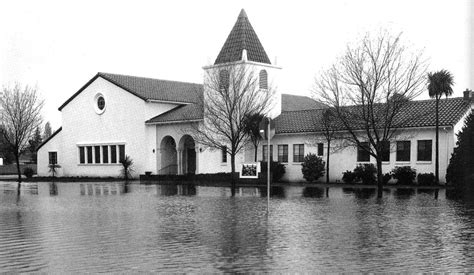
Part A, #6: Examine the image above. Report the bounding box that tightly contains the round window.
[94,93,106,114]
[97,96,105,110]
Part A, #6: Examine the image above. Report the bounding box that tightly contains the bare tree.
[0,84,44,184]
[321,108,337,184]
[314,31,427,197]
[191,63,275,196]
[243,112,265,162]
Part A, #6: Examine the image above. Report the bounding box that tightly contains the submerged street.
[0,181,473,273]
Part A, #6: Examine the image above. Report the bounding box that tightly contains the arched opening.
[160,136,177,175]
[178,135,196,175]
[219,69,230,91]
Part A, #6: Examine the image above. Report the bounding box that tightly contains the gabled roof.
[146,104,203,124]
[36,127,62,151]
[214,9,271,65]
[58,72,203,111]
[282,94,327,112]
[275,97,472,134]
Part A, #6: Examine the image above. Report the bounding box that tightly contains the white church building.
[37,9,473,183]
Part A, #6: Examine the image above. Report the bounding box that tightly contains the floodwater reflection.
[0,181,473,273]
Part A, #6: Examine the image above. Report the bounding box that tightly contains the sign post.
[259,117,275,214]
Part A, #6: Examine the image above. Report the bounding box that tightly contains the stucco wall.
[155,122,245,175]
[258,127,455,183]
[37,130,63,176]
[38,77,177,177]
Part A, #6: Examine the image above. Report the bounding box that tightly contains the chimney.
[463,89,473,101]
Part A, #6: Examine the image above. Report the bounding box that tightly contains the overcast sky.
[1,0,471,130]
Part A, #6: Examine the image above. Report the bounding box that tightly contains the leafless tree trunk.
[314,31,427,198]
[190,64,275,196]
[0,83,44,186]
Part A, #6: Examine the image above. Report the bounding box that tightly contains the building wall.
[37,131,63,176]
[258,127,455,183]
[38,77,178,177]
[155,122,245,175]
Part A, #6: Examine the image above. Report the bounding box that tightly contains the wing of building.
[37,9,474,183]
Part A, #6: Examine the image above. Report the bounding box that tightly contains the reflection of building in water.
[156,184,196,196]
[237,187,261,197]
[80,183,121,196]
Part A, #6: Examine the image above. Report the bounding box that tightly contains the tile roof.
[214,9,271,65]
[58,72,203,111]
[275,97,472,134]
[146,104,203,124]
[282,94,327,112]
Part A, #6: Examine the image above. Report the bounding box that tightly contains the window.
[278,145,288,162]
[79,147,85,164]
[78,144,125,165]
[119,145,125,162]
[102,146,108,164]
[110,145,117,163]
[263,145,273,161]
[417,140,432,161]
[86,146,93,164]
[259,70,268,89]
[357,142,370,162]
[49,152,57,165]
[94,146,101,163]
[219,70,229,90]
[221,146,227,163]
[317,143,324,156]
[381,140,390,162]
[396,141,411,162]
[97,96,105,110]
[293,144,304,162]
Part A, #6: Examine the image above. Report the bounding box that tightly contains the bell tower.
[203,9,282,118]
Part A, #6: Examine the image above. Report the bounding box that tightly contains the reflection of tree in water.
[49,183,58,196]
[394,188,415,199]
[258,186,285,198]
[342,188,376,199]
[302,187,325,198]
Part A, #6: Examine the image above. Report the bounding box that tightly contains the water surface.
[0,182,473,272]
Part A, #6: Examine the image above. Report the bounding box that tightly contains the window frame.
[417,140,432,161]
[48,151,58,165]
[293,144,304,163]
[396,141,411,162]
[317,143,324,156]
[357,142,370,162]
[262,145,273,162]
[278,144,288,163]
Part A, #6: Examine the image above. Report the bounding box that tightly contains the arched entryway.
[160,136,177,175]
[178,135,196,175]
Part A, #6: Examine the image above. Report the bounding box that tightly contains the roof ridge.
[98,72,203,86]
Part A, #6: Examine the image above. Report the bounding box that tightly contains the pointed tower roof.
[214,9,271,65]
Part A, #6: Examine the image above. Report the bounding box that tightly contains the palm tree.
[427,70,454,184]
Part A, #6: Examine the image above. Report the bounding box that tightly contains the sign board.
[258,118,275,140]
[239,162,261,179]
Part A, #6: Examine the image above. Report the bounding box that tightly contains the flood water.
[0,181,473,273]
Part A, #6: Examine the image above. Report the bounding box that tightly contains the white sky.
[1,0,471,130]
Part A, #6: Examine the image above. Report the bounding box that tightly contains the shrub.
[23,167,34,178]
[260,161,286,182]
[342,170,357,184]
[382,173,392,185]
[301,153,325,182]
[120,155,135,181]
[392,166,416,185]
[417,173,436,186]
[48,163,61,178]
[353,164,377,184]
